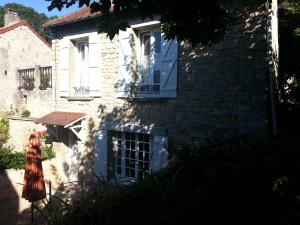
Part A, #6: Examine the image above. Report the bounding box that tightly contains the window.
[93,124,168,181]
[109,131,151,180]
[59,32,101,98]
[73,40,89,96]
[39,66,52,90]
[18,68,35,90]
[138,30,161,94]
[117,25,178,99]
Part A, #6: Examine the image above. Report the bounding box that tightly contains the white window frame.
[73,38,89,96]
[110,131,152,182]
[59,31,101,98]
[135,27,162,97]
[93,122,168,183]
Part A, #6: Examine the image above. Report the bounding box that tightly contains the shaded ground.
[0,169,31,225]
[0,160,67,225]
[0,157,79,225]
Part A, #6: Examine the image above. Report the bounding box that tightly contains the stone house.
[40,0,279,183]
[0,9,52,151]
[0,9,52,117]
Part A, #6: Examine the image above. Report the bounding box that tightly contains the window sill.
[66,96,94,101]
[127,97,169,102]
[118,95,176,102]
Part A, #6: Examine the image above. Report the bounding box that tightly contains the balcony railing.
[39,66,52,90]
[73,86,90,96]
[18,66,52,91]
[18,68,35,90]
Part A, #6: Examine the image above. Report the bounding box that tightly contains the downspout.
[266,0,278,135]
[54,36,57,111]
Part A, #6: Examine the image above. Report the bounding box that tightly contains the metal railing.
[18,68,35,90]
[39,66,52,89]
[73,86,90,96]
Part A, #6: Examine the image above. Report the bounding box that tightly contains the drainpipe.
[54,38,57,111]
[266,0,278,135]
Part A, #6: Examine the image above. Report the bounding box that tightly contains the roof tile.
[35,111,86,127]
[43,7,100,28]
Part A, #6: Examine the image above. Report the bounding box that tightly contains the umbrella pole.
[31,202,34,223]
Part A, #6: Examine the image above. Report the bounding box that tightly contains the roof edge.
[0,20,51,48]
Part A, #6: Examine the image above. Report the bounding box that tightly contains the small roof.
[43,7,100,28]
[0,20,51,48]
[35,111,86,127]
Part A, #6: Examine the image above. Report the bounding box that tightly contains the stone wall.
[0,24,52,117]
[7,117,46,152]
[50,0,271,148]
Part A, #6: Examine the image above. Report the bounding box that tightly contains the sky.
[0,0,79,17]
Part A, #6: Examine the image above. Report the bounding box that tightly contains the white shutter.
[150,135,168,172]
[118,29,132,98]
[160,34,178,98]
[59,38,69,96]
[93,129,108,178]
[88,33,101,97]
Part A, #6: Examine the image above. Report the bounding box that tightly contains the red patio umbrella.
[22,130,46,222]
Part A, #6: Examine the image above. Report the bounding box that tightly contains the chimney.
[4,9,20,27]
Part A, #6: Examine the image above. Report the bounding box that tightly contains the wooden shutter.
[59,38,70,97]
[88,33,101,97]
[160,34,178,98]
[118,29,132,98]
[150,135,168,172]
[93,129,108,178]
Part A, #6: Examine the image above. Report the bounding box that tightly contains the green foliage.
[0,3,56,42]
[278,0,300,104]
[41,145,56,160]
[21,109,30,117]
[0,118,24,169]
[48,0,233,45]
[44,134,300,225]
[0,118,10,149]
[4,152,25,169]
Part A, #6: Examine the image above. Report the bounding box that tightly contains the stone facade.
[46,0,278,181]
[0,20,52,117]
[7,118,45,152]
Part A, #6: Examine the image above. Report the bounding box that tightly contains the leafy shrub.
[47,134,300,225]
[0,118,15,169]
[21,110,30,117]
[0,118,10,149]
[41,145,55,160]
[4,152,25,169]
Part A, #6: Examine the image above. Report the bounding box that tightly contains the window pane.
[139,143,144,151]
[139,133,144,141]
[145,153,149,161]
[145,143,149,152]
[142,33,151,83]
[131,151,135,159]
[139,152,144,160]
[131,141,135,149]
[143,34,151,56]
[126,150,130,158]
[126,141,130,149]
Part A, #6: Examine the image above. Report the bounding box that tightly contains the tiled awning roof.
[35,111,86,127]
